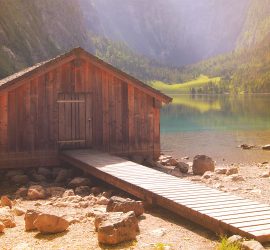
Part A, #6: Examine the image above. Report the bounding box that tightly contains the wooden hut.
[0,47,172,169]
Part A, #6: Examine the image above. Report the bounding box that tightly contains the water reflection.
[161,94,270,163]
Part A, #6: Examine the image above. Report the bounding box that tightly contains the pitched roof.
[0,47,172,103]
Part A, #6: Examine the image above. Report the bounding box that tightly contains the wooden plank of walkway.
[60,149,270,242]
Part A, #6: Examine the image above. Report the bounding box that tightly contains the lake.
[160,94,270,164]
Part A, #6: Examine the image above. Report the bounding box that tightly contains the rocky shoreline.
[0,155,270,249]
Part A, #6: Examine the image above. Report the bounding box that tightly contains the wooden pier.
[60,149,270,242]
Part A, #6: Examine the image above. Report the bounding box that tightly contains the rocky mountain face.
[0,0,95,78]
[80,0,250,66]
[237,0,270,50]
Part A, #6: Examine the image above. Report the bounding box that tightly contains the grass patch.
[217,237,241,250]
[150,75,221,94]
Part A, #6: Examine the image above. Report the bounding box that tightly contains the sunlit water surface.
[160,94,270,164]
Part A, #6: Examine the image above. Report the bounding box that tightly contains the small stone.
[24,209,41,231]
[226,167,238,176]
[231,174,245,182]
[262,144,270,150]
[15,187,28,198]
[27,185,47,200]
[37,167,51,178]
[62,189,75,197]
[34,213,69,234]
[96,196,109,205]
[227,235,243,244]
[55,169,70,183]
[91,186,103,196]
[0,221,5,233]
[215,168,227,175]
[68,177,92,188]
[175,162,189,173]
[250,189,262,195]
[260,172,269,178]
[31,174,47,182]
[46,187,66,198]
[240,240,265,250]
[12,207,25,216]
[150,228,166,237]
[0,207,16,228]
[168,158,178,166]
[10,175,29,185]
[169,168,183,177]
[75,186,91,197]
[1,196,12,208]
[192,155,215,175]
[107,196,144,216]
[201,171,214,179]
[240,144,254,150]
[181,156,189,160]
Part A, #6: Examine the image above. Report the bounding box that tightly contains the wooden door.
[57,93,92,149]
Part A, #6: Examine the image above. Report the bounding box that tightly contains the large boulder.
[1,196,12,208]
[68,177,92,188]
[106,196,144,216]
[27,185,47,200]
[192,155,215,175]
[95,211,139,245]
[0,207,16,228]
[33,213,69,234]
[24,209,41,231]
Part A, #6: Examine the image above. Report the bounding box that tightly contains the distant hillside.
[237,0,270,50]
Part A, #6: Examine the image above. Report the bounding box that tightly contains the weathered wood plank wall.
[0,54,161,169]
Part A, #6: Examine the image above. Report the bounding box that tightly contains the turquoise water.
[160,94,270,164]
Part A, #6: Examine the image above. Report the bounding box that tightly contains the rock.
[230,174,245,182]
[240,144,254,150]
[74,186,91,196]
[10,175,29,185]
[262,144,270,150]
[169,168,183,177]
[192,155,215,175]
[201,171,214,179]
[96,196,110,205]
[62,189,75,197]
[91,186,103,196]
[102,190,113,199]
[6,170,24,179]
[168,158,178,166]
[37,167,51,178]
[181,156,189,160]
[33,213,69,234]
[24,209,41,231]
[226,167,238,176]
[95,211,138,245]
[27,185,47,200]
[250,189,262,195]
[31,174,47,182]
[150,228,166,237]
[175,162,189,173]
[241,240,265,250]
[107,196,144,216]
[68,177,92,188]
[0,221,5,233]
[46,187,66,198]
[260,172,269,178]
[227,235,243,244]
[15,187,28,198]
[0,207,16,228]
[215,168,227,174]
[55,169,70,183]
[1,196,12,208]
[12,207,25,216]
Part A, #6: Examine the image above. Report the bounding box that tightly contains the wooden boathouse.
[0,47,172,169]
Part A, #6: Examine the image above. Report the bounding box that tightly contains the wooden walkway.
[61,149,270,242]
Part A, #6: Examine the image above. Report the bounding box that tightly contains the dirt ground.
[1,159,270,250]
